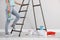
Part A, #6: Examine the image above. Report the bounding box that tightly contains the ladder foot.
[19,34,20,37]
[10,29,13,34]
[18,31,22,37]
[19,33,21,37]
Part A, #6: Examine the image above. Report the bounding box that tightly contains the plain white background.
[0,0,60,30]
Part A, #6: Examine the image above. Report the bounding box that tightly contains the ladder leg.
[19,0,25,13]
[18,0,30,37]
[19,12,27,37]
[19,25,23,37]
[32,0,38,30]
[39,0,47,31]
[18,0,25,37]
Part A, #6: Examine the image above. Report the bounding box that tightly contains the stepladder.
[10,0,47,37]
[32,0,47,31]
[10,0,30,37]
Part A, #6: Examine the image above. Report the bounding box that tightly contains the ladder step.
[20,17,25,18]
[36,28,46,30]
[16,23,23,25]
[19,10,27,12]
[13,30,21,32]
[33,4,41,7]
[21,4,29,6]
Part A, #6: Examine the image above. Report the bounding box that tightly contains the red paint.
[47,31,56,35]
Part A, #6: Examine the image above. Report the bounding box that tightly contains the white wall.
[0,0,60,29]
[0,0,6,29]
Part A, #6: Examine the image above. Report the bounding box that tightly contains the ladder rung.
[21,4,29,6]
[13,30,21,32]
[16,23,23,25]
[20,17,25,18]
[19,10,27,12]
[36,28,46,30]
[33,4,41,7]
